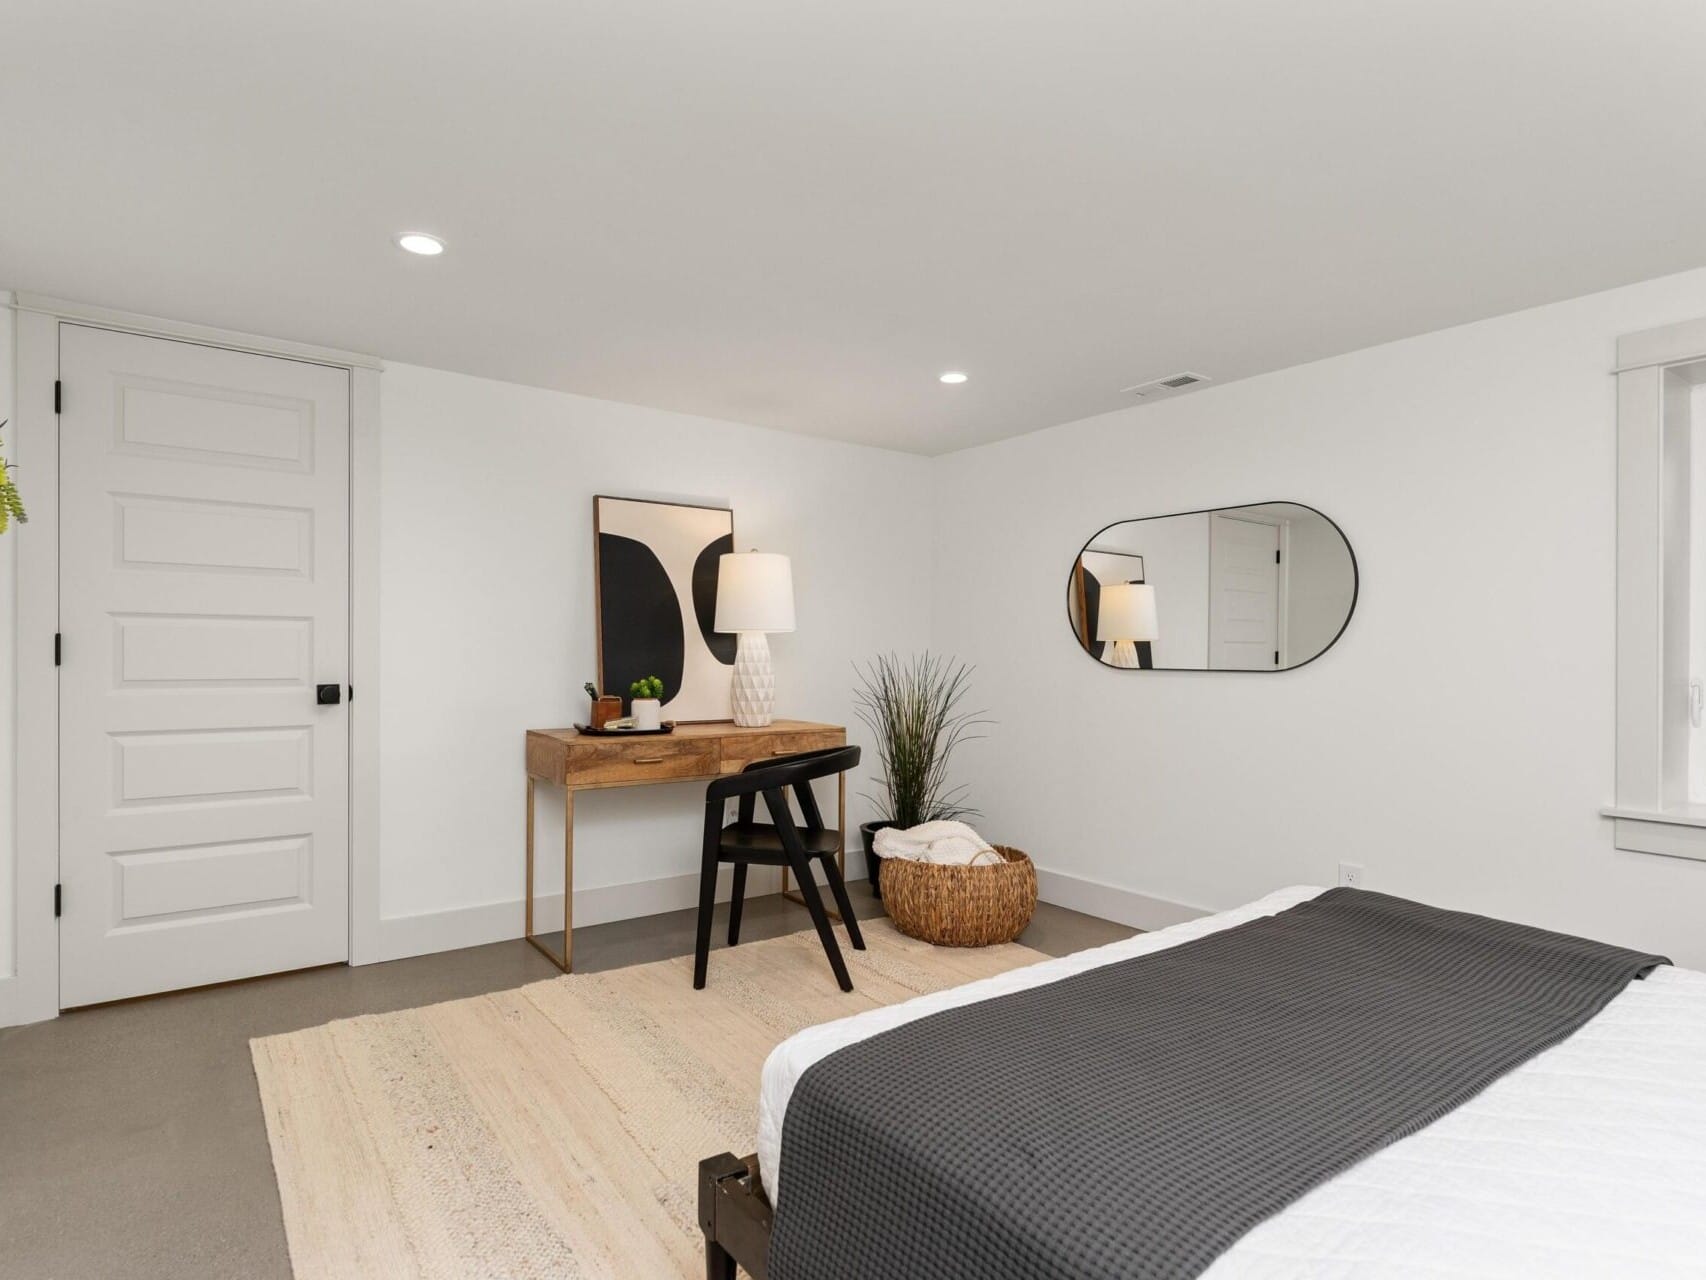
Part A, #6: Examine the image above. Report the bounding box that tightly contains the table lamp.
[715,551,796,726]
[1097,582,1158,669]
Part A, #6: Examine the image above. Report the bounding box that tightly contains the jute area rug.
[252,920,1044,1279]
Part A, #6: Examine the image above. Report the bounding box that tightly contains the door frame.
[4,293,384,1026]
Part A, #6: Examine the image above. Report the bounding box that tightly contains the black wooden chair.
[695,745,865,991]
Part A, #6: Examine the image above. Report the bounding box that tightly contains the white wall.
[0,303,15,981]
[932,267,1706,969]
[11,266,1706,998]
[377,363,934,955]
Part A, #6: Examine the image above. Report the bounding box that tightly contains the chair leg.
[820,855,865,950]
[694,807,723,990]
[727,864,748,946]
[693,863,718,990]
[788,852,853,992]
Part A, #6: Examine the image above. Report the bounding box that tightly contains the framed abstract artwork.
[593,496,737,722]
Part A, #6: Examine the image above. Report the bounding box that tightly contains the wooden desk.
[523,719,847,972]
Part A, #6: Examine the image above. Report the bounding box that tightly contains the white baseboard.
[374,864,1199,967]
[372,865,787,965]
[2,864,1204,1017]
[1034,866,1210,933]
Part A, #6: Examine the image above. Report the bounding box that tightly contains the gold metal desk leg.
[524,777,573,973]
[562,786,574,971]
[525,776,535,938]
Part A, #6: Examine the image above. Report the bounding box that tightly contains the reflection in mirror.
[1068,503,1356,671]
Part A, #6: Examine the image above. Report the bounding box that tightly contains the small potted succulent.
[629,675,665,730]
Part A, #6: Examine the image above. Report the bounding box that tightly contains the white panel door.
[1209,514,1281,670]
[58,325,351,1006]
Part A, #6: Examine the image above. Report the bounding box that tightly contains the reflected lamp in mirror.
[715,551,795,726]
[1096,582,1159,669]
[1068,502,1356,671]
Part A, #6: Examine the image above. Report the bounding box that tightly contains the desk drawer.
[720,730,844,773]
[566,738,718,786]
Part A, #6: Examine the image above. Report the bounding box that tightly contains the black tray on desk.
[573,722,677,736]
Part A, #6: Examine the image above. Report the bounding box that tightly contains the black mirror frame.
[1067,501,1359,673]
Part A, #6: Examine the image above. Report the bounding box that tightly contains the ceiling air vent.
[1122,371,1211,398]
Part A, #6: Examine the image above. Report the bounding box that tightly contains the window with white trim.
[1608,315,1706,859]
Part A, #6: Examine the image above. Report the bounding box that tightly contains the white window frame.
[1,294,384,1028]
[1604,313,1706,860]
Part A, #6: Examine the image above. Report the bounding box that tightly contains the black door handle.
[316,683,343,706]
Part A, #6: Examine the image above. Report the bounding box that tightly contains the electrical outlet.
[1338,861,1365,889]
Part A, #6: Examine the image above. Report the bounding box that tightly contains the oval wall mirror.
[1068,502,1357,671]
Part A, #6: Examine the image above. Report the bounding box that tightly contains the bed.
[700,885,1706,1279]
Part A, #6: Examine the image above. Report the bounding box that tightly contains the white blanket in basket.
[872,821,1002,866]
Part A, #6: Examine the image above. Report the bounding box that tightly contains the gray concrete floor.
[0,883,1133,1280]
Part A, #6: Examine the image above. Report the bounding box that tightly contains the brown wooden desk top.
[525,719,845,790]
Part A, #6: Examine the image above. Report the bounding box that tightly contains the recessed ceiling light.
[939,371,968,384]
[396,232,445,256]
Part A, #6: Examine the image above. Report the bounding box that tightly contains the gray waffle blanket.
[768,888,1666,1280]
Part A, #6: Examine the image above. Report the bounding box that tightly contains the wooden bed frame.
[699,1152,774,1279]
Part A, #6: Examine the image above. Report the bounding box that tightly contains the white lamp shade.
[1096,582,1158,642]
[715,552,795,633]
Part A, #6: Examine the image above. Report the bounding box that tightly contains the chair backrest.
[739,744,859,782]
[706,745,862,832]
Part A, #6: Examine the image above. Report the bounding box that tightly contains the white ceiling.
[5,1,1705,455]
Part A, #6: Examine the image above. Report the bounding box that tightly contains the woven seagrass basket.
[880,845,1037,947]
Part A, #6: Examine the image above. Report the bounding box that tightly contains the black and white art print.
[594,496,736,722]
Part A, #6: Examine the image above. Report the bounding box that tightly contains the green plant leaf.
[0,422,26,536]
[851,652,991,828]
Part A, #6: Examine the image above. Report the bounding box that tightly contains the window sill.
[1601,806,1706,861]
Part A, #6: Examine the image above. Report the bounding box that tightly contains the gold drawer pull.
[633,755,666,765]
[771,748,795,755]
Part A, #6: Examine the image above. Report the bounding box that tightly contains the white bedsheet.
[757,886,1706,1277]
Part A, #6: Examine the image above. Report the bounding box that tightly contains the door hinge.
[54,632,62,666]
[54,380,62,414]
[54,884,62,918]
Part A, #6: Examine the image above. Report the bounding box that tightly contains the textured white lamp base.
[1108,638,1140,669]
[731,631,776,726]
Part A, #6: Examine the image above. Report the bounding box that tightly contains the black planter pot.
[860,820,899,900]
